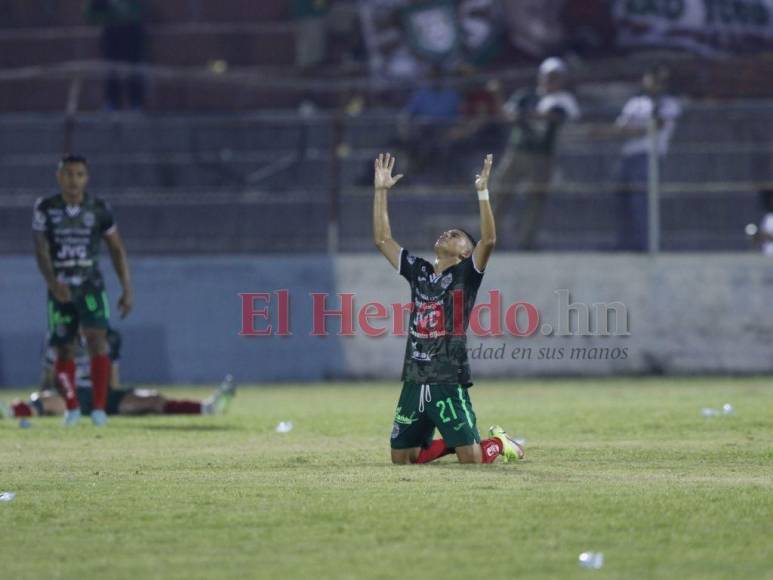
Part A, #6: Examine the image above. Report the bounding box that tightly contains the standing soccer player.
[373,152,524,464]
[33,155,133,426]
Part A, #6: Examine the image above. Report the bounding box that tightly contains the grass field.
[1,378,772,580]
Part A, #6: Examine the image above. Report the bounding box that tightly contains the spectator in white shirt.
[614,66,681,251]
[492,57,580,250]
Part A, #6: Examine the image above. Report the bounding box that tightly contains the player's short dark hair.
[59,154,88,168]
[457,228,477,248]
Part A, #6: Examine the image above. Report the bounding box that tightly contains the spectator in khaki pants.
[492,57,580,250]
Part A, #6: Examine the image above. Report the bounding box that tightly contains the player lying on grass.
[373,152,524,464]
[33,154,133,426]
[1,328,235,419]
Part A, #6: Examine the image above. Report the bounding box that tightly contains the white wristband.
[477,189,490,201]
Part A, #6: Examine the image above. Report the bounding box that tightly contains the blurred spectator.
[560,0,615,57]
[85,0,145,110]
[613,66,681,252]
[492,57,580,250]
[503,0,567,57]
[292,0,330,71]
[447,75,507,180]
[398,67,461,180]
[328,1,366,70]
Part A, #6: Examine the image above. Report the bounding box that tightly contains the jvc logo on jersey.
[414,302,443,336]
[56,244,88,260]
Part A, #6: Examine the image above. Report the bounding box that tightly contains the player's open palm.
[374,152,403,191]
[475,154,493,193]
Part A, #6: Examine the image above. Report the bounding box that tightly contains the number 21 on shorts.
[436,398,458,423]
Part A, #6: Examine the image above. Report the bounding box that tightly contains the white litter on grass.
[578,552,604,569]
[275,421,294,433]
[0,492,16,502]
[702,404,735,417]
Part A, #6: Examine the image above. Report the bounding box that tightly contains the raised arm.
[473,154,496,271]
[373,152,404,270]
[104,228,133,318]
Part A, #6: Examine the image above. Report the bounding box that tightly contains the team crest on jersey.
[82,212,95,227]
[407,255,416,265]
[440,273,453,289]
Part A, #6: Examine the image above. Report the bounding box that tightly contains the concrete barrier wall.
[336,253,773,379]
[1,253,772,386]
[0,255,343,386]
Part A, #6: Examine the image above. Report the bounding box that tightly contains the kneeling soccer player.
[373,152,524,464]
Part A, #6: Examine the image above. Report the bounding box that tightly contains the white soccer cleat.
[91,409,108,427]
[63,408,82,426]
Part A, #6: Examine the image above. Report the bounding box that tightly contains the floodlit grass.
[1,378,772,580]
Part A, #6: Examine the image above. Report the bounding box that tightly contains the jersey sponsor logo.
[410,340,433,361]
[452,422,466,431]
[56,244,88,261]
[413,302,445,338]
[394,406,418,425]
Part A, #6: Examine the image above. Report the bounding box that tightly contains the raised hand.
[475,154,493,193]
[374,152,404,191]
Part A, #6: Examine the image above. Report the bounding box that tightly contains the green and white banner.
[613,0,773,54]
[359,0,501,78]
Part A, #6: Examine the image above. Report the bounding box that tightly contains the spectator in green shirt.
[492,57,580,250]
